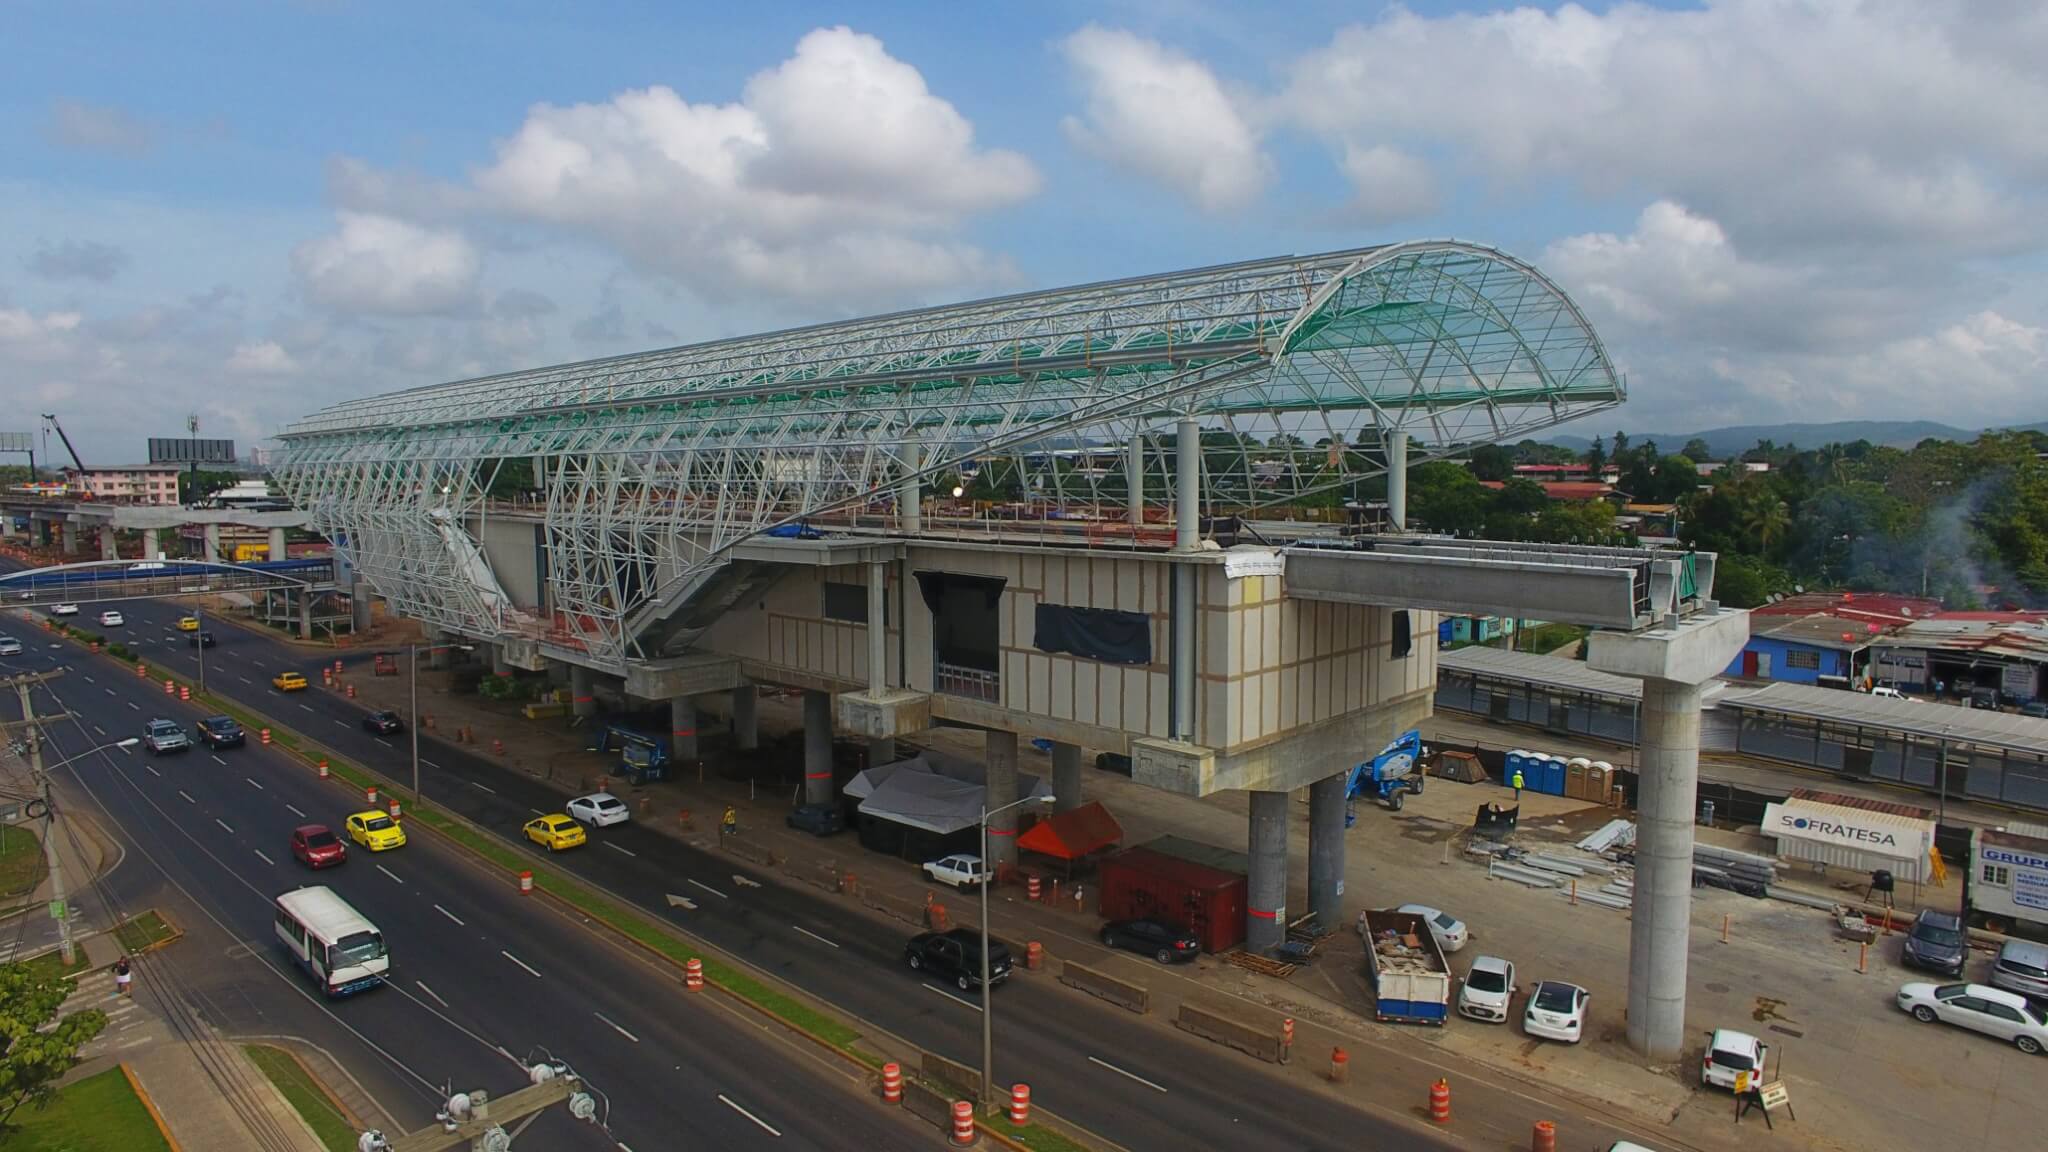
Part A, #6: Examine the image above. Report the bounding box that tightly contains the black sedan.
[785,803,845,836]
[196,715,245,749]
[1100,917,1202,964]
[187,631,217,648]
[362,710,404,735]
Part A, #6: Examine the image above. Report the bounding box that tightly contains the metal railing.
[936,662,1001,703]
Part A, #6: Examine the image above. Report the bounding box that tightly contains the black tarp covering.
[915,572,1006,671]
[1033,604,1152,665]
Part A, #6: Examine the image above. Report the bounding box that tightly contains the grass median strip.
[113,910,179,955]
[243,1044,358,1152]
[985,1112,1095,1152]
[0,1065,172,1151]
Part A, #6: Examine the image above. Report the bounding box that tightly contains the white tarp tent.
[852,755,1051,834]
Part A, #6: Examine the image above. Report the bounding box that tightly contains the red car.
[290,824,347,869]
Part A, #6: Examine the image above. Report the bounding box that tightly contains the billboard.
[148,438,237,464]
[0,433,31,454]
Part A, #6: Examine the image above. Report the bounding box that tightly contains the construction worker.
[1510,768,1524,803]
[721,805,738,838]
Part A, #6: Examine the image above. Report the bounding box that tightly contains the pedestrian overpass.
[0,558,337,610]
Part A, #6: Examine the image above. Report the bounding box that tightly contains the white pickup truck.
[922,854,991,891]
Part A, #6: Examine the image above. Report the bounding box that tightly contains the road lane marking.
[687,878,728,900]
[467,780,493,793]
[81,674,93,684]
[118,745,131,755]
[501,950,542,979]
[717,1095,781,1137]
[415,981,449,1009]
[245,776,263,790]
[177,790,194,803]
[434,904,464,927]
[333,720,350,730]
[604,842,637,858]
[1089,1055,1169,1093]
[104,688,114,696]
[238,675,251,684]
[145,765,160,777]
[214,818,234,834]
[375,864,403,884]
[298,704,314,713]
[92,724,105,735]
[594,1012,641,1043]
[285,803,306,818]
[423,759,442,769]
[126,702,138,710]
[211,755,226,766]
[921,984,980,1011]
[793,925,841,949]
[252,848,274,866]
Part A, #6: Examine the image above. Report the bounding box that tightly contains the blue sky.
[5,1,2043,462]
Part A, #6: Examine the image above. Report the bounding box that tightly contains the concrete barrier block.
[900,1080,954,1131]
[859,888,926,927]
[1058,960,1150,1015]
[1175,1001,1283,1063]
[721,836,778,868]
[922,1052,983,1100]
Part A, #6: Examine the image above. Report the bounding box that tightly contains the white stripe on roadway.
[238,675,251,684]
[717,1095,781,1137]
[126,702,138,710]
[333,720,350,730]
[501,950,542,979]
[793,925,840,949]
[81,674,93,684]
[211,755,225,766]
[285,804,306,818]
[594,1012,641,1043]
[245,777,263,790]
[298,704,314,713]
[466,779,492,793]
[922,984,980,1011]
[604,842,637,858]
[104,688,114,696]
[1089,1055,1170,1093]
[177,790,194,803]
[145,765,160,777]
[415,981,450,1009]
[434,904,464,927]
[214,818,233,834]
[687,878,728,900]
[423,759,442,769]
[375,864,403,884]
[252,848,274,866]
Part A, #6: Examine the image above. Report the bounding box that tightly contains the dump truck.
[1358,908,1450,1025]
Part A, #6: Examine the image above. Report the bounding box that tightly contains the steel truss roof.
[275,240,1624,667]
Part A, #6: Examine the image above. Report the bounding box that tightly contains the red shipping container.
[1097,846,1246,954]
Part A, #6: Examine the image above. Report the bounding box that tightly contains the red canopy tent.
[1017,801,1123,871]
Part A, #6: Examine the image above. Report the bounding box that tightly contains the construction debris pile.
[1470,819,1782,911]
[1367,927,1440,976]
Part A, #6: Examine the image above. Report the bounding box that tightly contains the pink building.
[64,465,183,505]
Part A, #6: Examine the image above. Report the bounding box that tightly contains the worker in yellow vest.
[1511,769,1524,802]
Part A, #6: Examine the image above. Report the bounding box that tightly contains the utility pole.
[361,1063,598,1151]
[3,670,75,964]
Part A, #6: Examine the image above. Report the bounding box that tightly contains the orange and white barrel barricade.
[1330,1046,1350,1084]
[179,685,190,700]
[880,1062,902,1104]
[518,870,534,895]
[387,798,401,819]
[1026,875,1041,902]
[315,758,329,779]
[135,662,147,677]
[1530,1121,1556,1152]
[1008,1084,1031,1125]
[951,1100,975,1146]
[164,679,175,694]
[333,659,343,674]
[1429,1078,1451,1124]
[322,668,332,685]
[492,739,504,756]
[1025,941,1043,970]
[346,683,356,698]
[260,728,272,745]
[685,957,705,992]
[363,784,375,804]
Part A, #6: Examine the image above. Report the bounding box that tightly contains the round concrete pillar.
[1628,678,1706,1060]
[1247,790,1290,954]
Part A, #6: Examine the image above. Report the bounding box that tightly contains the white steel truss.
[275,240,1623,668]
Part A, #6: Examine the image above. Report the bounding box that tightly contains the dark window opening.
[824,581,889,625]
[1033,604,1151,665]
[1392,610,1412,658]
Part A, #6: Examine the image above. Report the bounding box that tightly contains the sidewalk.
[0,744,115,966]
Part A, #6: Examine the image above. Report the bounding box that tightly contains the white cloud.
[225,340,300,376]
[469,26,1036,304]
[28,239,130,282]
[44,101,154,156]
[1059,25,1269,213]
[1334,144,1437,223]
[292,212,480,316]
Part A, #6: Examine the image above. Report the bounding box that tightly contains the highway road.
[0,614,930,1152]
[46,591,1481,1152]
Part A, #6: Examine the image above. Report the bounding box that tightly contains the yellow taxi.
[272,671,308,692]
[344,810,407,851]
[176,616,200,632]
[524,813,587,852]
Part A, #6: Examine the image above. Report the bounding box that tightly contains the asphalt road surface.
[1,618,928,1152]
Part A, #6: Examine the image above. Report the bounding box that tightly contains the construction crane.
[39,414,85,472]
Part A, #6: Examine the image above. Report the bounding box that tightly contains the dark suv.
[905,929,1013,992]
[196,715,245,749]
[1902,908,1968,976]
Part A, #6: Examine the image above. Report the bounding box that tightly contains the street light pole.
[978,791,1054,1105]
[194,608,205,696]
[411,642,472,806]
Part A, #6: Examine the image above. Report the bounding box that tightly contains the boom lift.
[1344,728,1426,822]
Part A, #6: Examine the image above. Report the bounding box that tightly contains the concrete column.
[1126,432,1145,525]
[267,527,286,562]
[731,685,759,752]
[1307,773,1349,930]
[297,593,312,640]
[1175,417,1200,550]
[899,437,921,535]
[570,665,596,719]
[984,729,1019,870]
[1050,742,1083,813]
[867,561,887,695]
[141,528,159,560]
[867,736,896,768]
[1247,790,1290,954]
[98,528,117,561]
[0,517,11,539]
[670,696,699,760]
[202,523,221,561]
[803,689,834,806]
[1387,429,1409,531]
[1629,677,1705,1059]
[1172,416,1200,742]
[60,521,79,555]
[350,578,372,632]
[490,643,512,677]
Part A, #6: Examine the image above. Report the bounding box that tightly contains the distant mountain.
[1539,420,2001,459]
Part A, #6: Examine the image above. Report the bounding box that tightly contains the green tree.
[1466,443,1514,482]
[1713,553,1788,609]
[1681,438,1714,465]
[1583,435,1606,476]
[177,469,240,504]
[0,961,108,1129]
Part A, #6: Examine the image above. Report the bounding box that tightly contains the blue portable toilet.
[1506,750,1529,788]
[1538,753,1567,796]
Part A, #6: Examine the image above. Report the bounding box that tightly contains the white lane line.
[145,765,161,778]
[717,1095,781,1138]
[252,848,274,866]
[245,776,263,790]
[375,864,403,885]
[423,759,441,769]
[297,704,314,713]
[501,950,542,979]
[687,878,729,900]
[1089,1055,1170,1093]
[922,984,981,1012]
[104,688,115,696]
[604,842,637,858]
[214,818,234,834]
[467,780,494,794]
[126,701,138,710]
[376,738,392,748]
[118,745,131,755]
[793,925,841,949]
[594,1012,641,1043]
[434,904,464,927]
[211,755,226,766]
[81,674,93,684]
[238,675,251,684]
[92,724,105,735]
[333,720,350,730]
[415,981,450,1009]
[285,803,306,818]
[529,808,546,816]
[177,789,194,803]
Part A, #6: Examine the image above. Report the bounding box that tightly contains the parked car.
[1699,1028,1768,1090]
[0,636,21,656]
[922,854,991,891]
[1395,903,1469,953]
[1902,908,1969,977]
[1869,686,1910,701]
[361,710,403,735]
[51,603,78,616]
[1970,686,2002,710]
[1100,918,1201,964]
[1896,981,2048,1054]
[785,803,845,836]
[1990,939,2048,1002]
[289,824,347,869]
[272,671,308,692]
[98,610,124,627]
[345,811,407,851]
[2020,701,2048,719]
[566,792,631,827]
[196,715,245,749]
[524,813,587,851]
[1522,980,1588,1043]
[904,928,1013,992]
[188,631,216,649]
[142,719,190,755]
[1457,954,1517,1022]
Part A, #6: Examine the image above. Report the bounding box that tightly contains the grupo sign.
[1762,801,1928,858]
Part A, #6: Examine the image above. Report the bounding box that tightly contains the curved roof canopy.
[276,240,1623,663]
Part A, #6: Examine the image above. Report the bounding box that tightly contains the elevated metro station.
[271,239,1748,1059]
